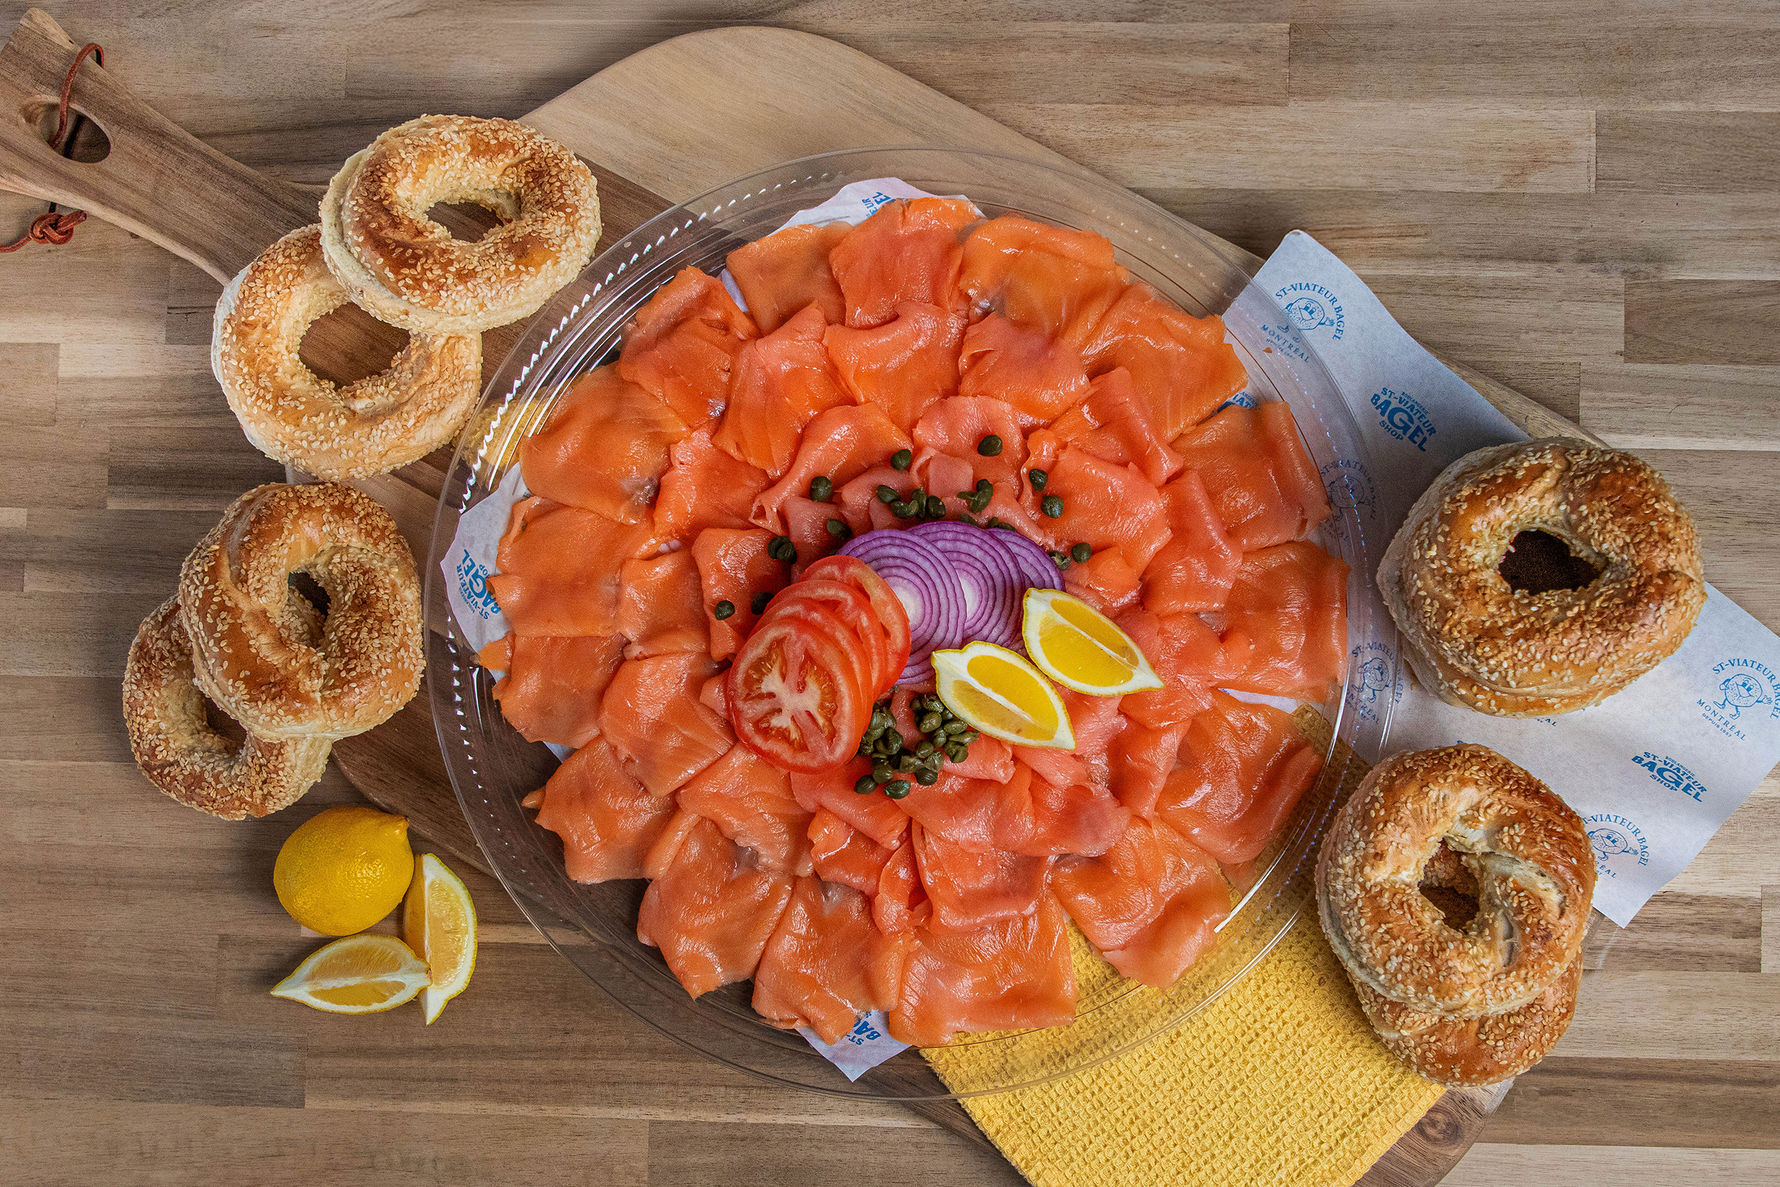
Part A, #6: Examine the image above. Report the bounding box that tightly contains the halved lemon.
[270,934,430,1014]
[1021,588,1163,697]
[403,853,477,1024]
[932,641,1075,750]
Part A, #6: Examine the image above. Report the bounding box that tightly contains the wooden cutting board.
[0,9,1583,1182]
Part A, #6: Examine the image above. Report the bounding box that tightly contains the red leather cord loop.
[1,41,105,254]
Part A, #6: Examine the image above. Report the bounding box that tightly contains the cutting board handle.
[0,7,317,282]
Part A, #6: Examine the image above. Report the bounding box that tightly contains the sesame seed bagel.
[1377,438,1705,717]
[319,115,601,334]
[1316,745,1594,1018]
[122,598,333,820]
[178,482,423,741]
[1345,950,1582,1087]
[213,224,482,481]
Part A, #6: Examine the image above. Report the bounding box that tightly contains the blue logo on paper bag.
[1273,282,1345,340]
[1632,752,1707,802]
[1344,641,1401,724]
[1319,458,1377,544]
[454,549,502,620]
[1369,388,1438,451]
[1585,813,1650,880]
[1699,658,1780,740]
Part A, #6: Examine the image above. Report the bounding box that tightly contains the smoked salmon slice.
[491,632,626,748]
[752,876,908,1043]
[1216,541,1350,701]
[1157,691,1323,865]
[1019,441,1170,572]
[1076,281,1248,439]
[636,813,795,998]
[1115,608,1221,730]
[958,314,1092,424]
[1106,720,1189,819]
[599,652,733,797]
[752,404,911,534]
[1043,367,1183,487]
[828,197,979,328]
[1000,771,1130,858]
[519,365,689,525]
[1172,402,1330,551]
[824,301,965,434]
[959,214,1128,346]
[654,428,771,543]
[1143,469,1240,614]
[532,740,679,882]
[888,893,1077,1047]
[1062,547,1144,616]
[807,808,900,897]
[713,303,856,478]
[726,222,850,333]
[690,528,793,661]
[873,840,931,934]
[911,823,1051,933]
[619,266,759,428]
[616,549,709,658]
[1053,817,1230,988]
[911,396,1030,490]
[489,497,657,637]
[790,758,910,848]
[675,745,814,876]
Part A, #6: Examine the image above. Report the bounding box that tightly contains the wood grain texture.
[1,4,1777,1187]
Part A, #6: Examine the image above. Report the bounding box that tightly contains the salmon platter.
[466,187,1350,1050]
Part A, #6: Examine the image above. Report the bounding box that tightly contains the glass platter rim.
[422,145,1398,1100]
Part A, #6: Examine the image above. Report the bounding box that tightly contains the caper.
[1070,542,1092,563]
[958,730,979,744]
[915,768,940,786]
[977,434,1003,457]
[767,535,797,561]
[882,727,903,751]
[922,494,943,517]
[872,761,895,784]
[1041,494,1064,518]
[884,780,912,799]
[897,753,920,773]
[918,712,942,734]
[913,741,935,759]
[876,484,898,504]
[1028,468,1048,490]
[712,599,736,620]
[871,706,893,731]
[945,742,969,763]
[809,475,833,502]
[1049,549,1071,570]
[854,775,877,795]
[957,511,980,526]
[826,518,851,541]
[890,448,913,471]
[750,590,772,615]
[987,518,1014,530]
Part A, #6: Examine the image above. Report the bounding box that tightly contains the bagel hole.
[1499,530,1603,595]
[202,695,249,748]
[426,201,506,242]
[298,305,410,387]
[289,571,331,620]
[1419,841,1481,931]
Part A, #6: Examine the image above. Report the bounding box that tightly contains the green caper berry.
[1070,542,1092,563]
[957,511,980,526]
[913,741,935,759]
[1028,468,1048,490]
[876,485,898,504]
[751,590,772,615]
[1040,494,1064,518]
[897,753,921,773]
[872,762,895,784]
[825,518,851,540]
[976,478,992,492]
[882,727,903,751]
[945,742,969,763]
[977,434,1003,457]
[1049,550,1071,570]
[918,712,942,734]
[769,535,797,561]
[915,768,940,786]
[885,780,912,799]
[712,599,736,620]
[854,775,877,795]
[809,475,833,502]
[918,494,939,517]
[987,518,1015,530]
[958,730,979,744]
[890,448,913,471]
[924,695,944,712]
[871,706,893,730]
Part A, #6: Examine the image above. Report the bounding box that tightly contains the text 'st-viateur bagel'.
[213,224,481,481]
[1377,437,1705,717]
[179,483,423,741]
[320,115,601,334]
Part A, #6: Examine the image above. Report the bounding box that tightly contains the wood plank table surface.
[4,4,1778,1185]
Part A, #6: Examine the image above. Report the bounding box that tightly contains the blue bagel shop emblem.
[1273,282,1345,340]
[1698,657,1780,741]
[1319,458,1377,543]
[1584,813,1649,880]
[1631,752,1708,803]
[1344,641,1400,724]
[454,548,502,621]
[1369,387,1437,451]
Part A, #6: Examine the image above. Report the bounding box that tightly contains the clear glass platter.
[423,148,1396,1099]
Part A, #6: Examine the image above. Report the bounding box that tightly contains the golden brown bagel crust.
[212,225,482,481]
[122,598,332,820]
[320,115,600,334]
[1346,952,1581,1087]
[1377,438,1705,717]
[178,483,423,741]
[1316,745,1595,1017]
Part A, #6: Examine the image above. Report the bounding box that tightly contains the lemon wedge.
[270,934,430,1014]
[273,805,414,936]
[933,640,1075,750]
[1021,588,1163,697]
[403,853,477,1024]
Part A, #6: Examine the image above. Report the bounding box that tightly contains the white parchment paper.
[1255,231,1780,926]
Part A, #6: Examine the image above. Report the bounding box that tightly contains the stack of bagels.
[125,115,600,817]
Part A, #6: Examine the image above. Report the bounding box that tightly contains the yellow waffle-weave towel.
[926,918,1442,1187]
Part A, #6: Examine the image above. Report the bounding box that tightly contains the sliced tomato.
[799,554,912,691]
[727,601,870,773]
[774,578,890,698]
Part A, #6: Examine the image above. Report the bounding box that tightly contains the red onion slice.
[908,520,1023,650]
[839,529,966,682]
[986,527,1067,593]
